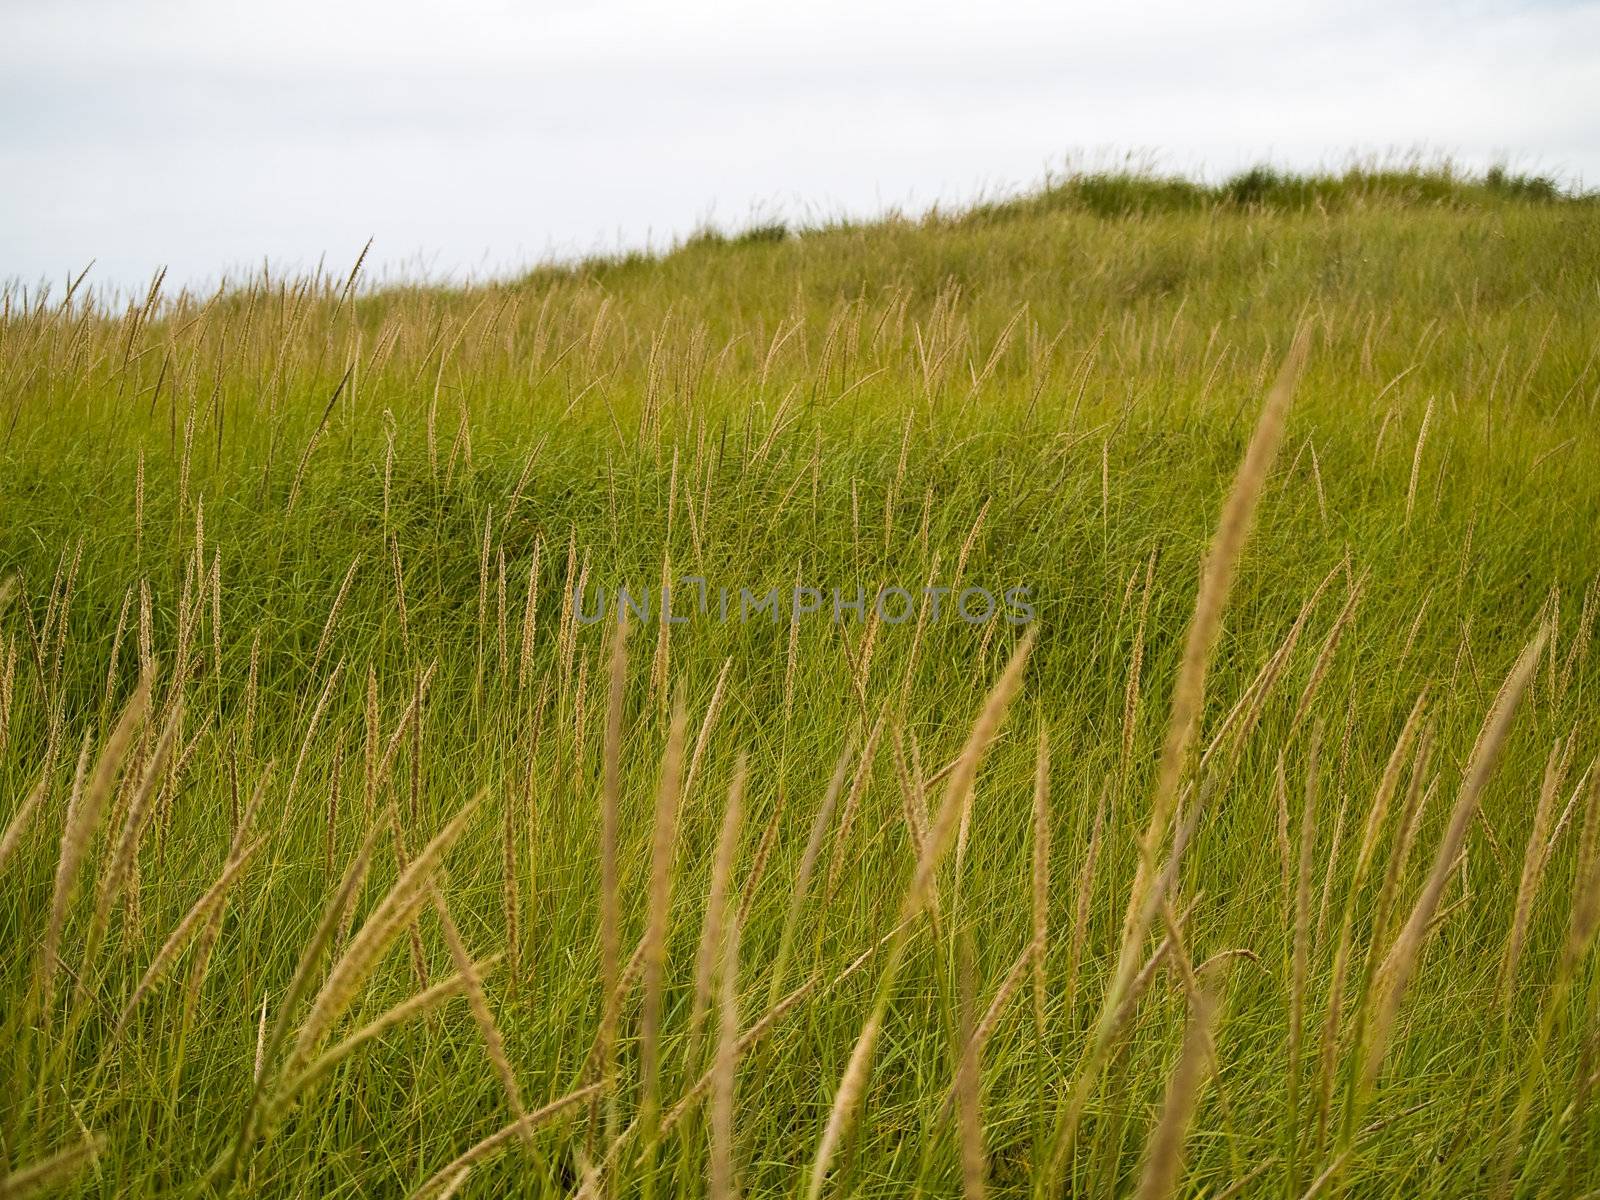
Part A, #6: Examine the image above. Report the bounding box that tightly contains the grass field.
[2,164,1600,1198]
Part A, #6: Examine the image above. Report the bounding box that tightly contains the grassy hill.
[2,166,1599,1197]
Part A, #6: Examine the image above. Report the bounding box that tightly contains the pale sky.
[3,0,1597,295]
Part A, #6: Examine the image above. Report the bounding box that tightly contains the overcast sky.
[3,0,1597,295]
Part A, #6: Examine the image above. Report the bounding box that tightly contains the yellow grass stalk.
[651,553,673,714]
[102,586,133,709]
[690,755,747,1055]
[431,885,530,1150]
[882,414,910,550]
[0,775,46,876]
[172,555,197,689]
[806,631,1034,1200]
[735,778,788,930]
[496,546,509,677]
[1369,737,1438,964]
[557,533,578,683]
[766,736,855,1009]
[391,537,411,655]
[682,656,732,811]
[582,933,650,1091]
[639,697,690,1178]
[783,567,803,724]
[133,447,145,555]
[91,694,180,940]
[0,1135,103,1200]
[1556,576,1596,699]
[137,581,153,681]
[1571,759,1600,924]
[155,711,210,859]
[502,783,521,985]
[1397,587,1434,671]
[850,478,861,565]
[890,726,930,868]
[710,800,745,1200]
[1266,754,1295,904]
[1352,689,1430,882]
[277,957,498,1106]
[0,635,14,759]
[658,975,823,1146]
[572,651,591,763]
[1046,885,1204,1191]
[370,662,438,812]
[975,605,999,673]
[1134,984,1221,1200]
[475,510,492,694]
[1208,1160,1275,1200]
[1045,330,1307,1193]
[896,553,943,710]
[1403,395,1434,527]
[1286,574,1367,739]
[1063,780,1108,1025]
[284,365,352,516]
[209,550,222,697]
[973,939,1037,1067]
[1031,726,1051,1039]
[941,938,1036,1125]
[1121,550,1157,779]
[951,497,990,593]
[824,714,886,903]
[290,797,479,1070]
[286,658,345,809]
[1196,552,1347,782]
[1544,756,1594,857]
[1309,440,1328,525]
[517,537,542,691]
[1116,563,1143,626]
[1355,626,1546,1111]
[38,676,150,1016]
[243,629,261,757]
[312,553,362,674]
[1498,734,1572,1003]
[1118,327,1307,958]
[46,536,83,687]
[851,602,882,712]
[598,616,628,1106]
[406,1083,602,1200]
[183,763,274,1028]
[1287,727,1322,1195]
[214,821,386,1183]
[1493,765,1600,1198]
[956,934,986,1200]
[114,841,262,1034]
[1310,690,1428,1148]
[363,668,380,815]
[1318,800,1344,960]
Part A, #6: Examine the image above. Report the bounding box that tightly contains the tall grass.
[1,165,1599,1196]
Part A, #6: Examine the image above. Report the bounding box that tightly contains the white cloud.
[3,0,1596,292]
